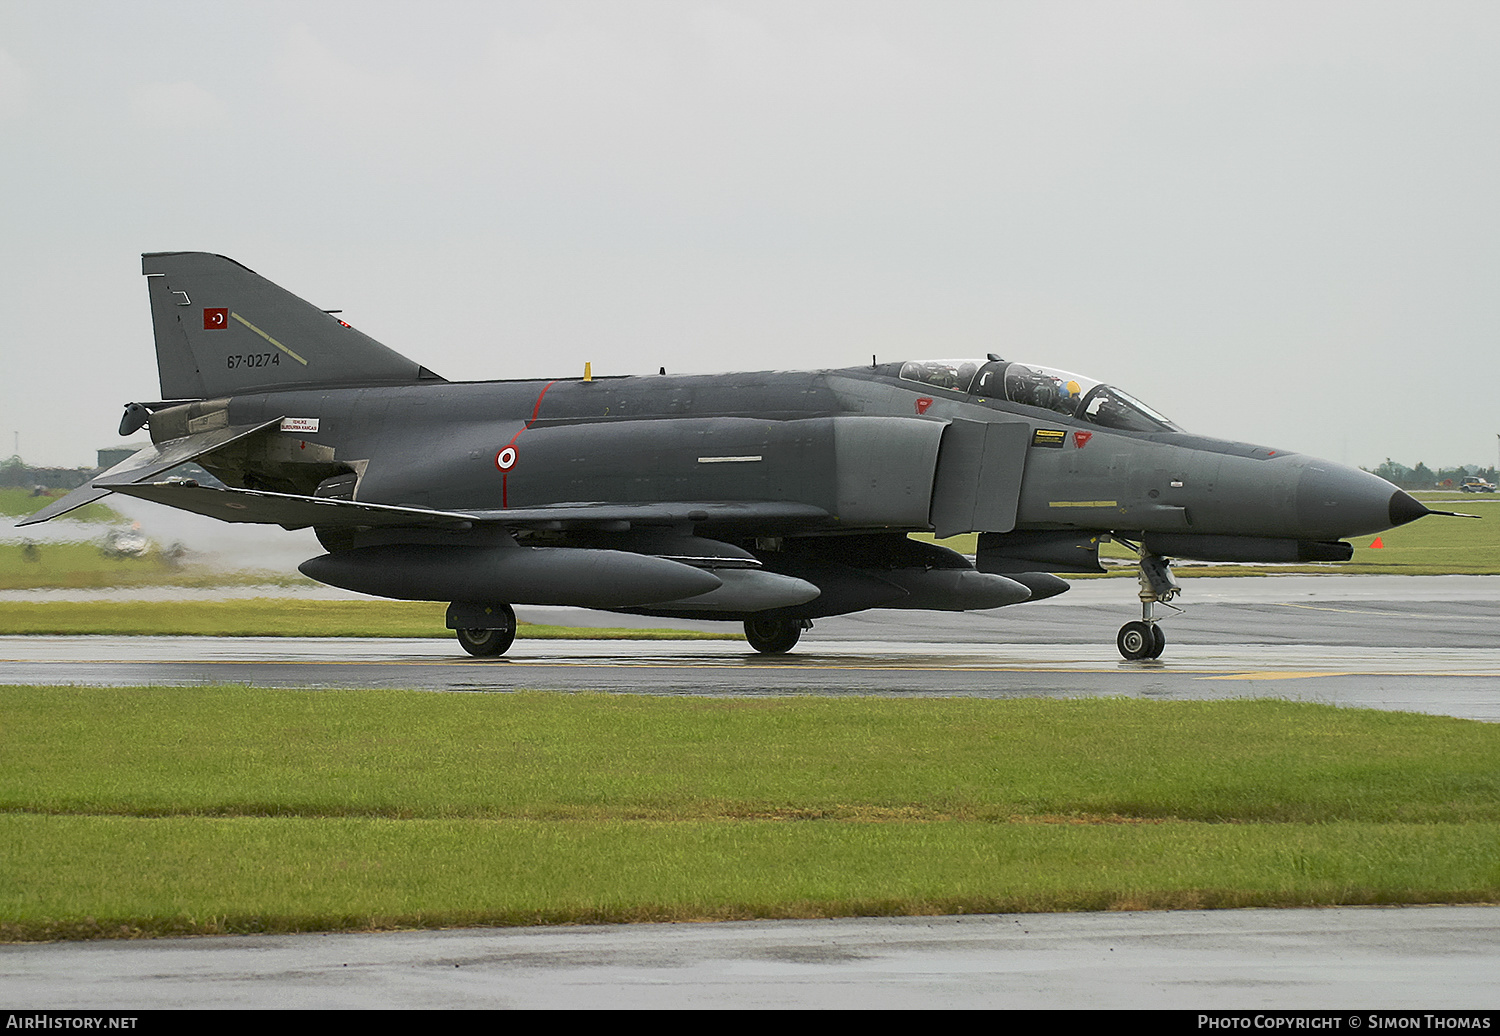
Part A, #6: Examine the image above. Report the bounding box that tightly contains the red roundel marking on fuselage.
[495,446,518,472]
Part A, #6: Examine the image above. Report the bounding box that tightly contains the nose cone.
[1387,489,1431,527]
[1295,462,1415,539]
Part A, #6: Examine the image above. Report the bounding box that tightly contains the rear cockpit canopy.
[897,358,1180,433]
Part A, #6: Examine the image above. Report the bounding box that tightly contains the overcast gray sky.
[3,0,1497,470]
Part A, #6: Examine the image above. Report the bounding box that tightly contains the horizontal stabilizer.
[16,418,282,526]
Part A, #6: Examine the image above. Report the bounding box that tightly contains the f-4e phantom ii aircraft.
[22,252,1466,659]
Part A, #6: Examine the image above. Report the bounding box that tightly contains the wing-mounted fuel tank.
[301,540,728,609]
[624,533,1040,621]
[971,530,1097,604]
[535,528,822,614]
[299,521,823,613]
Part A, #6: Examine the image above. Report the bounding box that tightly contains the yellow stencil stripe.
[230,312,308,365]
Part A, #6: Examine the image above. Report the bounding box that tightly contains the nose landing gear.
[1116,551,1179,660]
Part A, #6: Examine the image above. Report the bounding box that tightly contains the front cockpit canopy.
[897,358,1179,433]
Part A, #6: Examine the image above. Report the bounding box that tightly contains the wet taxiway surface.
[4,906,1498,1009]
[4,576,1499,719]
[6,635,1500,720]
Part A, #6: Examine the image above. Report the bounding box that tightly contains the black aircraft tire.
[455,606,517,658]
[1148,623,1167,659]
[744,617,802,654]
[1117,621,1156,661]
[457,626,515,657]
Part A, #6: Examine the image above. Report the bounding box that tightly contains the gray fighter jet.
[21,252,1461,659]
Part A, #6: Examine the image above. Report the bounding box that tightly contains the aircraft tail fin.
[142,252,444,399]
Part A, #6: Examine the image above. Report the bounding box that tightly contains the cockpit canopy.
[897,358,1180,433]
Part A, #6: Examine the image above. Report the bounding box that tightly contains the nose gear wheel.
[1114,546,1179,660]
[1117,620,1166,660]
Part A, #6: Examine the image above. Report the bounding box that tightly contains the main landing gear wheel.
[1117,621,1167,660]
[451,602,517,657]
[457,626,515,657]
[744,616,806,654]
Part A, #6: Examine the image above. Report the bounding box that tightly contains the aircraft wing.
[16,418,284,526]
[104,481,832,530]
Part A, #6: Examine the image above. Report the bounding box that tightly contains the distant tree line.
[1365,459,1498,490]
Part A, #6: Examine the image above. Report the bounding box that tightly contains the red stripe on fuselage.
[501,380,557,508]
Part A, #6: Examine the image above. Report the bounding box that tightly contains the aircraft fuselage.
[150,364,1408,554]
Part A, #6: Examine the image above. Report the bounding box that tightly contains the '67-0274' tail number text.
[227,353,281,369]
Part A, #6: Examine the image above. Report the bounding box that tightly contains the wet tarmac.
[4,906,1498,1010]
[4,575,1498,720]
[5,635,1500,721]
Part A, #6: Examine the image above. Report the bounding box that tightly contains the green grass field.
[2,487,306,589]
[0,541,314,591]
[2,690,1498,941]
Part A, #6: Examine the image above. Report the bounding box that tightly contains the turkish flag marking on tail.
[204,308,228,330]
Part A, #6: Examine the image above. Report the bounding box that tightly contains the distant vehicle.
[1459,476,1497,493]
[100,525,150,558]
